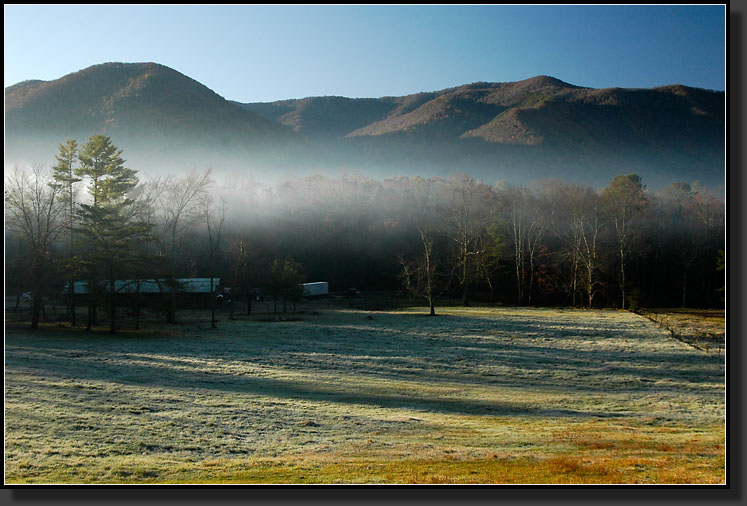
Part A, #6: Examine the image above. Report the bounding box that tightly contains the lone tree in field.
[50,139,82,325]
[399,227,444,316]
[75,135,152,333]
[603,174,647,310]
[5,165,65,329]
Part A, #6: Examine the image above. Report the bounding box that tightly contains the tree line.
[5,135,725,330]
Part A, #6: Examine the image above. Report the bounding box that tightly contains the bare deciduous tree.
[603,174,647,309]
[5,165,65,329]
[399,227,452,316]
[443,175,492,306]
[204,195,226,328]
[154,168,214,322]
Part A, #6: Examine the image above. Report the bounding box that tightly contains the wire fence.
[636,309,725,356]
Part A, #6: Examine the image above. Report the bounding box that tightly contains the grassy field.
[4,306,725,484]
[638,308,726,353]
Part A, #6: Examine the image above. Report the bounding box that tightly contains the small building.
[63,278,221,307]
[300,282,329,297]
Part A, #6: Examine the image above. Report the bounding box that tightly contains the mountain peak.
[78,61,173,74]
[513,75,580,89]
[5,61,226,113]
[5,60,289,161]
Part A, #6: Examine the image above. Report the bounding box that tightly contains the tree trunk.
[620,245,626,310]
[134,280,142,330]
[528,253,535,306]
[515,249,522,306]
[155,279,175,324]
[247,294,252,315]
[86,284,95,331]
[485,267,494,301]
[462,245,470,306]
[168,291,177,324]
[571,255,578,306]
[69,189,76,325]
[68,274,75,327]
[109,277,116,334]
[86,299,92,331]
[210,277,216,328]
[31,295,41,330]
[70,289,76,326]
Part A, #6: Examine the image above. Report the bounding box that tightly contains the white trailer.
[300,282,329,297]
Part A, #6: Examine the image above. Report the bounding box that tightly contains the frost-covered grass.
[640,308,725,352]
[4,307,725,484]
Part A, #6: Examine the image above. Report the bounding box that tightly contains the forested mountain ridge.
[5,62,296,174]
[5,62,287,139]
[5,62,725,189]
[237,74,725,188]
[237,75,723,149]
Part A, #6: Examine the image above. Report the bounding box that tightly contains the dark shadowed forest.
[5,135,725,331]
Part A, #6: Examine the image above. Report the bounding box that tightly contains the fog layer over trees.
[5,136,725,330]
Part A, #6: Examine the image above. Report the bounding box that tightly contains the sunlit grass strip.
[5,454,724,484]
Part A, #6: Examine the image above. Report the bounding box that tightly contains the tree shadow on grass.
[6,336,723,399]
[5,308,723,421]
[6,346,629,420]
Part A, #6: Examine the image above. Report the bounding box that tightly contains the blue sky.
[4,4,726,103]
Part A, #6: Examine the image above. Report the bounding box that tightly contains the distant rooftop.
[64,278,220,295]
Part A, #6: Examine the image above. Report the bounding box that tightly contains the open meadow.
[4,306,725,484]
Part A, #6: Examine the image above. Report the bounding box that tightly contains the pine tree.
[75,135,152,333]
[50,139,82,325]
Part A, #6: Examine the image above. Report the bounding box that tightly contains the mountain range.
[5,62,726,189]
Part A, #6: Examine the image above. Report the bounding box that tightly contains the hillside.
[237,75,723,151]
[238,76,724,187]
[5,62,294,173]
[5,63,725,188]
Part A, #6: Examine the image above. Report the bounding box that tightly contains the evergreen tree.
[75,135,152,333]
[50,139,82,324]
